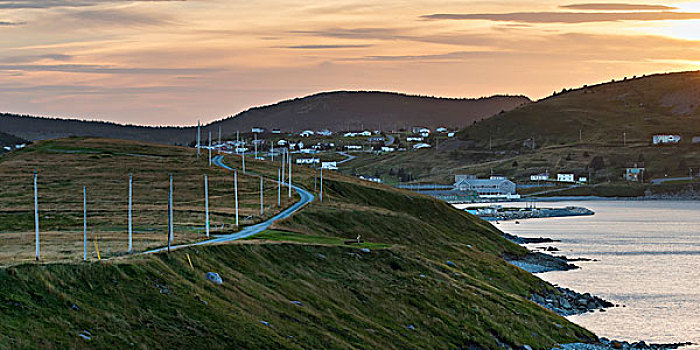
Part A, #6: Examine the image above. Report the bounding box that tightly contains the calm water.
[457,201,700,346]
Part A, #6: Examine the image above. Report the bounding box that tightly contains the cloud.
[68,8,172,26]
[0,0,184,9]
[342,51,505,62]
[421,11,700,23]
[0,63,218,75]
[0,20,25,25]
[290,27,404,40]
[0,53,73,63]
[278,44,372,49]
[560,3,678,11]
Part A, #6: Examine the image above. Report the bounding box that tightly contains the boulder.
[206,272,223,285]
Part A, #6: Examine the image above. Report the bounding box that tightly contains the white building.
[300,130,315,137]
[343,132,357,138]
[277,140,287,146]
[345,145,363,150]
[381,146,395,153]
[412,126,430,134]
[322,161,338,170]
[317,129,333,136]
[447,132,455,138]
[406,137,423,142]
[578,177,588,183]
[653,134,681,145]
[413,143,431,150]
[454,175,517,196]
[436,127,448,133]
[359,175,382,183]
[272,129,281,134]
[557,173,575,182]
[252,127,265,133]
[359,130,372,136]
[296,158,320,165]
[530,173,549,181]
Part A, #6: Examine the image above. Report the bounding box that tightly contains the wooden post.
[242,152,246,173]
[197,121,201,159]
[260,176,264,216]
[205,174,210,238]
[128,173,133,253]
[83,186,87,261]
[33,172,39,261]
[234,170,239,227]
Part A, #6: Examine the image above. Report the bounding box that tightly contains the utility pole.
[271,143,274,162]
[254,134,258,159]
[218,126,222,146]
[489,135,492,151]
[260,176,264,216]
[197,121,201,159]
[314,168,317,191]
[83,186,87,261]
[623,132,627,146]
[281,149,286,185]
[242,151,246,173]
[167,174,173,252]
[320,167,324,203]
[34,172,39,261]
[579,129,582,142]
[128,173,132,254]
[288,154,293,198]
[205,174,210,238]
[278,168,281,206]
[208,131,212,167]
[234,170,239,227]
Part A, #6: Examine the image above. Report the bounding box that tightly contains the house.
[358,175,382,183]
[412,126,430,134]
[300,148,318,154]
[359,130,372,136]
[251,127,265,133]
[381,146,395,153]
[624,165,645,182]
[530,172,549,181]
[412,143,431,150]
[235,147,248,154]
[321,161,338,170]
[557,173,575,182]
[447,132,455,138]
[453,175,517,196]
[653,134,681,145]
[369,136,384,142]
[345,145,363,150]
[692,136,700,144]
[276,140,287,146]
[317,129,333,136]
[436,127,448,133]
[420,132,430,138]
[296,158,320,165]
[300,130,315,137]
[343,132,357,138]
[406,137,423,142]
[3,146,11,151]
[578,177,587,183]
[272,129,281,134]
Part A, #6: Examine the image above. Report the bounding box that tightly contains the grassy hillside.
[0,92,528,144]
[0,131,25,154]
[0,137,298,263]
[344,71,700,186]
[0,138,597,349]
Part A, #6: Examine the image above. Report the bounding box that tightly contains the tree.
[590,156,605,170]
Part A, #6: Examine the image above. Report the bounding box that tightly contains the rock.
[406,324,416,331]
[360,248,371,253]
[78,330,92,341]
[612,341,623,349]
[317,253,326,259]
[419,274,426,278]
[206,272,223,285]
[71,304,79,311]
[446,261,457,268]
[522,345,533,350]
[260,321,270,326]
[290,300,303,307]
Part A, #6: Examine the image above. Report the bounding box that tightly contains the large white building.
[454,175,517,196]
[653,134,681,145]
[557,173,575,182]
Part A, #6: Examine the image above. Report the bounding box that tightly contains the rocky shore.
[531,286,615,316]
[557,339,693,350]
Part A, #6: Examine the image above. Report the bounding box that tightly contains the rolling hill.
[0,131,25,154]
[0,92,529,144]
[345,71,700,187]
[0,138,596,349]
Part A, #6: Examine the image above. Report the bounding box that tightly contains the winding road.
[145,155,314,253]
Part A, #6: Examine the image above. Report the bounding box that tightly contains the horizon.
[1,0,700,126]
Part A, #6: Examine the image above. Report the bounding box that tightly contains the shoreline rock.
[531,286,614,316]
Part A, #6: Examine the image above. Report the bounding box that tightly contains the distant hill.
[459,71,700,148]
[0,91,529,144]
[0,131,25,153]
[210,91,530,133]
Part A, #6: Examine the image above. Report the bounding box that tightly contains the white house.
[578,177,588,183]
[272,128,281,134]
[317,129,333,136]
[345,145,363,150]
[557,173,575,182]
[277,140,287,146]
[235,147,248,154]
[296,158,320,165]
[322,161,338,170]
[413,143,431,150]
[343,132,357,138]
[406,137,423,142]
[447,132,456,138]
[3,146,11,151]
[300,148,318,154]
[359,130,372,136]
[300,130,315,137]
[420,132,430,138]
[251,127,265,133]
[412,126,430,134]
[653,134,681,145]
[381,146,395,153]
[436,127,448,133]
[530,173,549,181]
[359,175,382,183]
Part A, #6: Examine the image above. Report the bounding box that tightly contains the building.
[406,136,423,142]
[276,140,287,146]
[413,143,431,150]
[557,173,575,182]
[251,127,265,133]
[530,172,549,181]
[321,161,338,170]
[692,136,700,144]
[624,166,645,182]
[359,130,372,136]
[317,129,333,136]
[447,132,455,138]
[412,126,430,134]
[381,146,395,152]
[453,175,517,196]
[345,145,363,150]
[296,158,320,165]
[653,134,681,145]
[300,130,315,137]
[358,175,382,183]
[578,177,587,183]
[272,129,281,134]
[436,127,448,133]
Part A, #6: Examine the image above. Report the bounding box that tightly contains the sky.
[1,0,700,126]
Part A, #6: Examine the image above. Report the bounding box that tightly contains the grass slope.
[0,138,595,349]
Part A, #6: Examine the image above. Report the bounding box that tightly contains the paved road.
[650,176,695,185]
[145,155,314,254]
[337,151,356,164]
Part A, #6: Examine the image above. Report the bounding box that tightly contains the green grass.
[251,230,391,249]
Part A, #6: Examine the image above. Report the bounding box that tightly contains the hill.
[0,92,529,144]
[345,71,700,187]
[0,131,26,154]
[0,138,596,349]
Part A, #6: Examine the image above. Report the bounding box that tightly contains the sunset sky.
[1,0,700,125]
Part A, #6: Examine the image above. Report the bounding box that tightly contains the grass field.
[0,138,299,263]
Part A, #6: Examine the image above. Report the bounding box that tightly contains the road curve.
[145,155,314,254]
